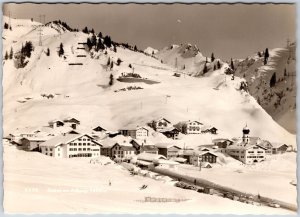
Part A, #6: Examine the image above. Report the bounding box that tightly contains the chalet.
[190,151,218,166]
[93,126,107,132]
[19,137,48,151]
[150,117,172,131]
[155,143,181,159]
[101,139,118,157]
[212,138,233,149]
[111,143,136,160]
[48,120,64,128]
[259,140,273,155]
[160,127,180,140]
[119,126,149,140]
[201,126,218,134]
[177,149,199,164]
[272,143,289,154]
[175,120,203,134]
[39,134,102,158]
[63,117,80,129]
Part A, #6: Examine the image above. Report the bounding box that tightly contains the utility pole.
[38,15,45,46]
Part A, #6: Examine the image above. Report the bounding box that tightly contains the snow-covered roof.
[178,149,199,156]
[155,142,180,149]
[101,138,118,148]
[39,134,101,147]
[271,142,288,149]
[154,159,180,165]
[170,157,187,163]
[137,153,166,162]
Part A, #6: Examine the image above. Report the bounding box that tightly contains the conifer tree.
[9,47,13,59]
[109,74,114,86]
[270,72,276,88]
[264,48,269,65]
[203,63,208,74]
[211,53,215,62]
[217,60,221,69]
[107,57,111,66]
[58,43,64,57]
[4,51,8,60]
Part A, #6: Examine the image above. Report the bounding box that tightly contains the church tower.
[242,124,250,143]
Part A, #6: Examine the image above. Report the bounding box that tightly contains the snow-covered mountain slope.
[2,17,296,147]
[234,44,296,134]
[155,44,223,77]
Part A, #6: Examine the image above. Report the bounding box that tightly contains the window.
[87,148,90,151]
[83,148,86,151]
[58,148,60,151]
[74,148,77,151]
[78,138,82,141]
[50,148,53,151]
[78,148,82,151]
[83,143,86,146]
[83,139,86,141]
[46,148,48,151]
[58,153,60,156]
[50,153,52,156]
[79,143,82,146]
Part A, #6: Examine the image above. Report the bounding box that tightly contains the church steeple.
[242,124,250,143]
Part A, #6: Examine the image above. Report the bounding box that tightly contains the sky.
[2,3,296,60]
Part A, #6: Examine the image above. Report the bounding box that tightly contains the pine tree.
[9,47,13,59]
[110,61,114,69]
[103,36,112,48]
[91,35,97,47]
[98,32,103,38]
[129,64,132,68]
[205,57,208,63]
[217,60,221,69]
[213,65,216,71]
[91,28,95,34]
[113,45,117,53]
[230,58,234,70]
[203,63,208,74]
[264,48,269,65]
[4,51,8,60]
[86,38,93,50]
[270,72,276,88]
[96,38,105,51]
[183,64,185,70]
[211,53,215,62]
[109,74,114,86]
[4,23,9,29]
[58,43,64,57]
[82,27,89,34]
[134,45,138,51]
[46,48,50,56]
[107,57,111,66]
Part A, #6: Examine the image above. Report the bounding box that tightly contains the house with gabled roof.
[131,139,158,155]
[48,119,65,128]
[119,125,149,140]
[39,134,102,158]
[93,126,107,132]
[155,142,181,159]
[175,120,203,134]
[63,117,80,129]
[159,127,180,140]
[150,117,172,131]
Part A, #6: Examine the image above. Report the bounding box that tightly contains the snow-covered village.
[2,3,297,215]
